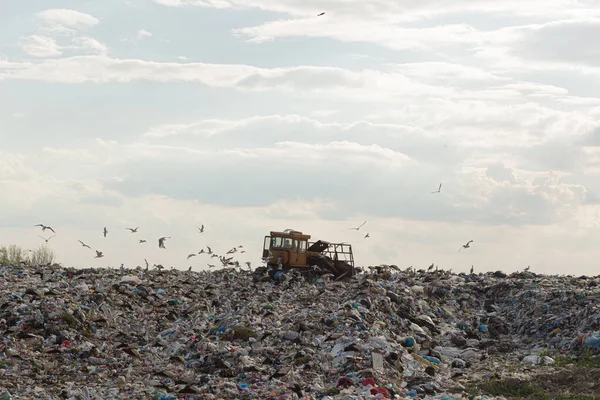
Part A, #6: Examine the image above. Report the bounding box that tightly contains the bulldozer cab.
[263,229,310,267]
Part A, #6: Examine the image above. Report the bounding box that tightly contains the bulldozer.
[254,229,356,282]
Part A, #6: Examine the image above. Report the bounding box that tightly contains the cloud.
[505,18,600,68]
[136,29,153,40]
[21,112,587,231]
[20,35,63,58]
[153,0,587,19]
[18,9,106,59]
[36,9,100,32]
[0,55,454,100]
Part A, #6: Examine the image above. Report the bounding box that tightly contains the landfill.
[0,264,599,399]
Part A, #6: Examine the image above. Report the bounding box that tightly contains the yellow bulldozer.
[254,229,356,281]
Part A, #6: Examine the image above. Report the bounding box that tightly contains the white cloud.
[154,0,592,19]
[36,9,100,32]
[18,10,106,59]
[20,35,63,58]
[69,37,108,55]
[136,29,153,40]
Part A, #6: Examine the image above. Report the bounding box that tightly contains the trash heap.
[0,265,599,399]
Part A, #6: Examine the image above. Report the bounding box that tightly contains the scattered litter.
[0,264,599,399]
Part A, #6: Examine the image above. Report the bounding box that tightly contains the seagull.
[207,264,216,268]
[431,183,442,194]
[139,239,147,243]
[38,235,55,243]
[187,253,197,259]
[144,258,149,269]
[364,233,370,239]
[78,240,91,249]
[427,263,434,272]
[188,266,192,272]
[317,12,325,16]
[524,265,531,272]
[197,225,204,233]
[158,236,170,249]
[95,250,104,258]
[103,227,108,238]
[127,227,139,233]
[349,221,367,231]
[470,265,474,274]
[206,246,213,254]
[459,240,473,251]
[34,224,55,233]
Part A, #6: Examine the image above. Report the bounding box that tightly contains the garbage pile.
[0,264,599,399]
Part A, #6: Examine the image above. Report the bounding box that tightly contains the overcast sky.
[2,0,600,274]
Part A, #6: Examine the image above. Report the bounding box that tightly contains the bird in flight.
[34,224,55,233]
[127,227,139,233]
[364,233,370,239]
[187,253,197,259]
[139,239,147,243]
[317,12,325,16]
[38,235,55,243]
[197,225,204,233]
[78,240,91,249]
[95,250,104,258]
[459,240,473,251]
[431,183,442,194]
[158,237,170,249]
[349,221,367,231]
[103,227,108,238]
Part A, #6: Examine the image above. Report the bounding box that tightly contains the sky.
[2,0,600,275]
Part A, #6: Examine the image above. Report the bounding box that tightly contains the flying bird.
[431,183,442,194]
[38,235,55,243]
[349,221,367,231]
[197,225,204,233]
[139,239,147,243]
[78,240,91,249]
[127,227,139,233]
[187,253,197,259]
[459,240,473,251]
[34,224,55,233]
[317,12,325,16]
[364,233,370,238]
[158,237,170,249]
[103,227,108,238]
[95,250,104,258]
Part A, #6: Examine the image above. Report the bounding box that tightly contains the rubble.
[0,264,599,399]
